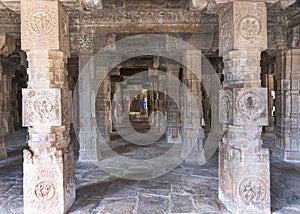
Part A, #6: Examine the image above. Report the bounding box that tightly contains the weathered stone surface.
[137,195,169,214]
[217,1,271,213]
[275,49,300,161]
[21,0,70,55]
[21,0,75,213]
[219,1,267,56]
[0,33,15,55]
[166,65,181,144]
[2,131,300,213]
[100,198,137,214]
[0,0,298,213]
[170,194,195,213]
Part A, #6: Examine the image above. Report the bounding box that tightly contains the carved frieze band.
[81,9,198,25]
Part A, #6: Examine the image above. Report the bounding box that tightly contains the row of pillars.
[0,0,296,213]
[0,33,24,160]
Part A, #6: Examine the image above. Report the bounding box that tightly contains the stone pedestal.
[217,1,270,213]
[275,49,300,161]
[21,0,75,213]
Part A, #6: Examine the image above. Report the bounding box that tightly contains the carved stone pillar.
[183,49,205,164]
[115,81,123,127]
[1,61,15,133]
[218,1,270,213]
[96,71,111,146]
[21,0,75,213]
[0,58,7,160]
[274,49,300,161]
[158,72,167,134]
[166,65,181,143]
[0,33,15,160]
[148,67,159,128]
[261,53,275,133]
[77,54,99,161]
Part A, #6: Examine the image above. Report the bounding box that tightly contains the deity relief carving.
[238,16,261,40]
[34,182,55,200]
[22,89,62,126]
[239,178,266,205]
[219,90,232,124]
[21,1,60,50]
[219,5,233,55]
[221,22,230,40]
[233,88,268,126]
[30,11,54,35]
[62,91,72,124]
[33,96,53,120]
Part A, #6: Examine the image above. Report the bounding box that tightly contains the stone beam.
[69,9,200,34]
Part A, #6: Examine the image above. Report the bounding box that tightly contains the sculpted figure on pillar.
[215,1,271,213]
[21,0,75,213]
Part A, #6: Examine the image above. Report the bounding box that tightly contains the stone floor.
[0,129,300,213]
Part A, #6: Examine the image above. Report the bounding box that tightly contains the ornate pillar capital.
[21,0,70,57]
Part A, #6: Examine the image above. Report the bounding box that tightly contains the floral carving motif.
[34,182,55,200]
[239,178,266,205]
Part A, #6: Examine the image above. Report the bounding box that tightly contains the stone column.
[0,58,7,160]
[77,54,99,161]
[218,1,270,213]
[1,61,15,133]
[261,53,275,133]
[274,49,300,161]
[115,81,123,127]
[158,72,167,134]
[96,71,111,146]
[0,33,16,160]
[21,0,75,213]
[148,67,159,128]
[183,49,205,164]
[166,65,181,143]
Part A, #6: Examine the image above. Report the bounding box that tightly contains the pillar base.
[275,136,300,162]
[0,134,7,160]
[219,144,271,214]
[283,150,300,162]
[0,147,7,160]
[23,144,75,214]
[184,139,206,165]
